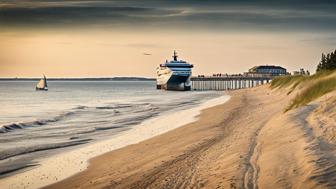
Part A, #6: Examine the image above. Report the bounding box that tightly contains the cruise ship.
[156,51,193,91]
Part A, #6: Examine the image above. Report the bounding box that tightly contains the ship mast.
[172,50,178,61]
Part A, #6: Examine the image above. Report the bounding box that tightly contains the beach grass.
[270,75,306,89]
[270,70,335,90]
[271,71,336,111]
[285,77,336,111]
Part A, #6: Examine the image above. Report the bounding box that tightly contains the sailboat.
[36,75,48,91]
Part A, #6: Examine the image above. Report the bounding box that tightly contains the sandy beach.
[45,83,336,189]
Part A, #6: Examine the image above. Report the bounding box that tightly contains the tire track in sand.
[243,123,264,189]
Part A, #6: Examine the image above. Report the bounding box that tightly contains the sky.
[1,0,336,77]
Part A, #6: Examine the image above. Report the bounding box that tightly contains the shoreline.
[3,82,335,188]
[0,93,230,189]
[45,85,326,189]
[46,85,290,189]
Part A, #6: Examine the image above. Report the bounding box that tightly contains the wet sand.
[47,85,336,189]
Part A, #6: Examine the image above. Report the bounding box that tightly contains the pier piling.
[191,74,272,90]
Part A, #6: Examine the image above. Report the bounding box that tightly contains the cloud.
[0,0,336,32]
[299,36,336,46]
[0,5,183,27]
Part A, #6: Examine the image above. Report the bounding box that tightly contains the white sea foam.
[0,94,230,189]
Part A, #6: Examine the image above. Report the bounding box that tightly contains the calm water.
[0,80,222,177]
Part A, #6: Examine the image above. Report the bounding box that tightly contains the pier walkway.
[191,74,273,90]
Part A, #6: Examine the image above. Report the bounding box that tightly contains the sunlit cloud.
[0,0,335,32]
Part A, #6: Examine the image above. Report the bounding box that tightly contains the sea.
[0,80,223,178]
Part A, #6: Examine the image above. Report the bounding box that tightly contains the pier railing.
[191,74,273,90]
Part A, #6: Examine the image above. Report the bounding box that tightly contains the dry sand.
[46,85,336,189]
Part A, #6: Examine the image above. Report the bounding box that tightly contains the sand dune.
[257,94,336,188]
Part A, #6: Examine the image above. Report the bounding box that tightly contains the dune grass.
[270,71,336,112]
[270,75,305,89]
[285,77,336,112]
[270,70,335,90]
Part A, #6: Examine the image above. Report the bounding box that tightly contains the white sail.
[36,78,46,89]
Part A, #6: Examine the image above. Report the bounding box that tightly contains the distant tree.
[316,50,336,72]
[331,50,336,70]
[317,53,326,72]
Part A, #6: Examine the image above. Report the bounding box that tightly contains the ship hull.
[158,74,191,91]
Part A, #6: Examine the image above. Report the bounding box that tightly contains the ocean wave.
[0,102,157,134]
[94,126,123,131]
[0,163,38,178]
[75,105,88,110]
[0,112,75,134]
[95,104,132,110]
[0,139,92,161]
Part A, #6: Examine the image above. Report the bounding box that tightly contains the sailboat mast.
[44,75,47,87]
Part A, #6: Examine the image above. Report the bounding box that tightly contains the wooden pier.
[191,74,273,90]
